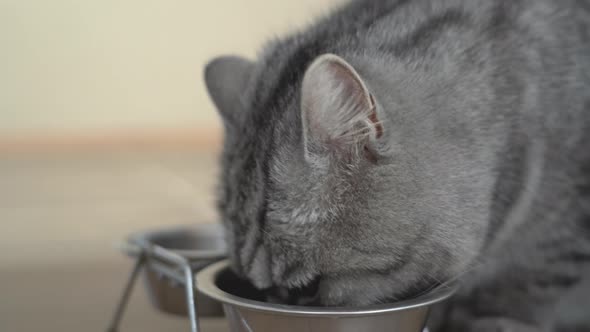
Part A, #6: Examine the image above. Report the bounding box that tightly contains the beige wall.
[0,0,345,138]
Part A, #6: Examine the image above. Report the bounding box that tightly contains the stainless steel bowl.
[197,260,457,332]
[128,223,227,317]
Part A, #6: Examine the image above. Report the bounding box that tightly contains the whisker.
[409,256,486,299]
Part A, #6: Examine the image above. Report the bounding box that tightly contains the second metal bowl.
[127,223,227,317]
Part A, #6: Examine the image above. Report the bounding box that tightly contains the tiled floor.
[0,149,228,331]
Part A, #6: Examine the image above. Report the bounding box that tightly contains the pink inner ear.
[328,60,383,142]
[302,54,383,159]
[368,94,383,139]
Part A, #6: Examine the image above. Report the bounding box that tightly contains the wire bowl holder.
[106,224,226,332]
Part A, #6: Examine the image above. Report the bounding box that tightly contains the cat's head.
[205,52,490,306]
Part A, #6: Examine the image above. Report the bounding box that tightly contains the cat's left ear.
[301,54,383,161]
[205,55,255,128]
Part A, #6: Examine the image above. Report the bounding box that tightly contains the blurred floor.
[0,149,228,331]
[0,261,228,332]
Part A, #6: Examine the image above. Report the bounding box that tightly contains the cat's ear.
[301,54,383,161]
[204,55,254,127]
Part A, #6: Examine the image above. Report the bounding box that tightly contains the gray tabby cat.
[204,0,590,330]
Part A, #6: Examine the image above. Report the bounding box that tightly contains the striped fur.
[204,0,590,330]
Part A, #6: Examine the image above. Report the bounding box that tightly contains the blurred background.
[0,0,344,330]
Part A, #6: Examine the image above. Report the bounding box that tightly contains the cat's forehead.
[246,37,329,117]
[227,48,312,156]
[221,33,337,192]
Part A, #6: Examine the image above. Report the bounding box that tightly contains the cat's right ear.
[301,54,383,162]
[204,55,254,127]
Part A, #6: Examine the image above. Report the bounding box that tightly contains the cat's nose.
[246,245,273,289]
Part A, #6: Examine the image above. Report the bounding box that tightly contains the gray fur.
[204,0,590,330]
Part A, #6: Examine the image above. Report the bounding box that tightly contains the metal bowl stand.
[106,239,211,332]
[106,240,435,332]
